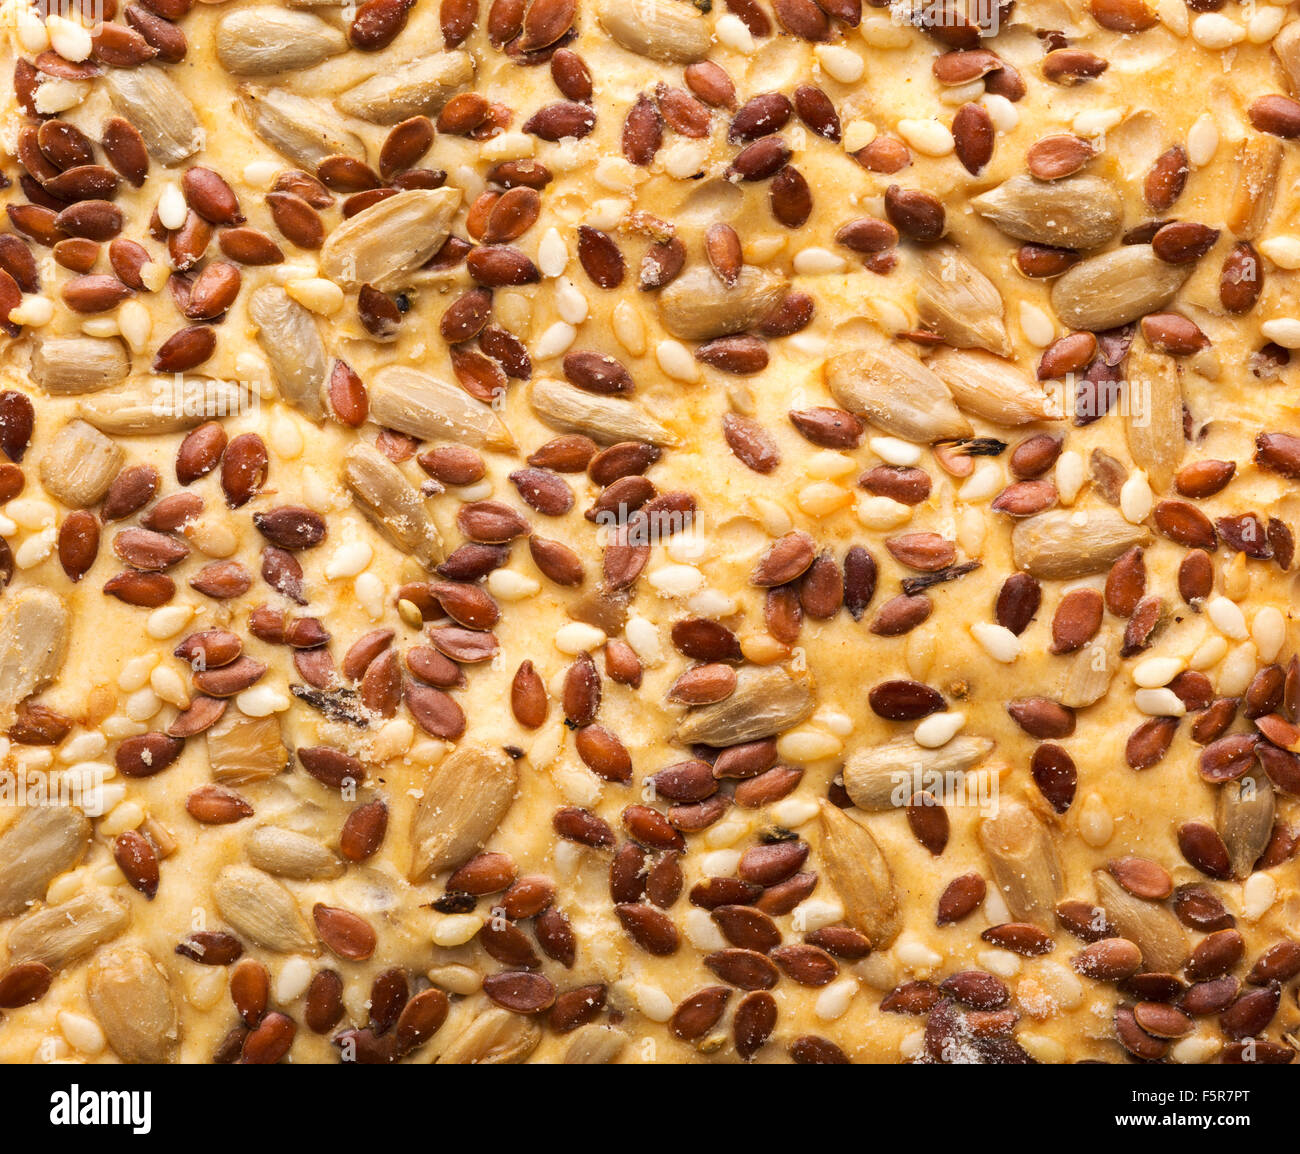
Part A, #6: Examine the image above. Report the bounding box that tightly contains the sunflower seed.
[216,8,347,75]
[0,589,70,729]
[1124,340,1184,490]
[530,377,673,446]
[39,419,124,507]
[248,285,327,420]
[0,806,91,918]
[1012,509,1150,580]
[596,0,710,63]
[6,889,130,968]
[826,331,970,443]
[213,864,316,953]
[77,380,249,436]
[674,665,815,745]
[344,443,444,569]
[971,174,1123,248]
[30,337,128,395]
[818,801,900,949]
[1050,245,1192,331]
[371,365,513,450]
[978,802,1062,927]
[105,66,201,166]
[335,51,475,124]
[239,85,366,168]
[1217,775,1274,880]
[320,187,460,291]
[1093,868,1188,972]
[657,266,787,341]
[915,245,1010,356]
[247,826,345,881]
[409,744,518,881]
[927,348,1062,427]
[843,734,995,811]
[87,946,180,1063]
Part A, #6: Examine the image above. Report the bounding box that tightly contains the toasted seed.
[1218,775,1275,879]
[530,377,672,446]
[1093,869,1188,973]
[843,735,993,811]
[105,66,200,166]
[928,348,1059,426]
[334,51,476,125]
[1051,245,1192,331]
[597,0,709,61]
[674,665,814,746]
[216,8,345,74]
[1011,510,1149,580]
[408,744,516,880]
[818,802,899,948]
[239,84,366,169]
[827,330,969,443]
[915,247,1010,356]
[213,865,315,953]
[31,337,129,395]
[978,802,1062,927]
[87,947,180,1063]
[658,265,787,341]
[0,806,91,918]
[972,174,1122,248]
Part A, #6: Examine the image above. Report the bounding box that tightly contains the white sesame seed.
[869,436,922,467]
[898,119,954,157]
[158,181,188,231]
[815,977,858,1021]
[555,622,606,654]
[533,321,577,359]
[970,622,1021,663]
[553,277,588,325]
[981,93,1019,133]
[145,605,193,640]
[1132,656,1185,688]
[777,727,843,761]
[1251,606,1286,662]
[656,338,699,382]
[236,684,290,717]
[1187,113,1219,167]
[792,247,847,275]
[647,564,704,598]
[1258,236,1300,269]
[1135,688,1186,717]
[1055,450,1086,505]
[274,957,314,1004]
[537,227,568,277]
[325,541,373,580]
[716,12,756,51]
[856,495,912,530]
[1206,595,1248,639]
[1119,470,1153,524]
[815,44,865,83]
[487,569,540,601]
[1242,873,1277,921]
[1192,12,1245,48]
[47,15,93,62]
[1018,301,1056,348]
[914,711,966,748]
[1260,318,1300,348]
[1156,0,1189,35]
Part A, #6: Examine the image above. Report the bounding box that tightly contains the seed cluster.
[0,0,1297,1066]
